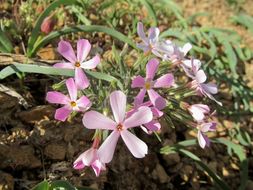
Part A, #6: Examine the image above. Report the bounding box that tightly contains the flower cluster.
[46,22,221,176]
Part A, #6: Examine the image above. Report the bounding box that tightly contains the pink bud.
[41,16,56,34]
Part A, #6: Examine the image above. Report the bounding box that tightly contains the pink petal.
[151,107,163,117]
[131,76,145,88]
[77,96,91,111]
[57,40,76,63]
[53,62,74,69]
[121,130,148,158]
[77,39,91,63]
[46,91,70,104]
[201,83,218,94]
[134,89,146,106]
[196,70,207,84]
[189,107,205,121]
[146,58,159,80]
[80,55,100,69]
[182,43,192,56]
[153,73,174,88]
[55,106,72,121]
[198,131,209,149]
[75,68,89,90]
[137,22,148,44]
[145,120,161,131]
[123,106,153,128]
[201,122,216,132]
[73,160,85,170]
[137,43,150,52]
[82,111,116,130]
[66,78,77,101]
[147,89,166,110]
[148,27,159,42]
[91,159,106,177]
[73,148,96,168]
[98,130,120,163]
[110,91,126,123]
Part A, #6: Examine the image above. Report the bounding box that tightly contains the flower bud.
[40,16,56,34]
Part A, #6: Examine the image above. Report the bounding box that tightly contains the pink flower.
[162,42,192,64]
[197,122,216,149]
[127,101,163,133]
[184,59,222,106]
[82,91,153,163]
[46,78,91,121]
[54,39,100,89]
[137,22,165,57]
[131,58,174,109]
[73,147,106,176]
[188,104,210,121]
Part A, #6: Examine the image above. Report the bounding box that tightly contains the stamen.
[145,82,151,90]
[70,101,77,107]
[116,124,124,131]
[75,61,80,67]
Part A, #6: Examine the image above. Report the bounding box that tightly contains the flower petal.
[73,160,85,170]
[77,96,91,111]
[82,111,116,130]
[98,130,120,163]
[66,78,77,101]
[91,159,106,177]
[196,70,207,84]
[198,131,209,149]
[57,40,76,63]
[137,22,148,44]
[55,106,72,121]
[145,120,161,131]
[182,43,192,56]
[110,90,126,123]
[134,89,146,106]
[146,58,159,80]
[201,83,218,94]
[80,55,100,69]
[201,122,216,132]
[137,43,150,52]
[148,27,159,43]
[123,106,152,128]
[121,130,148,158]
[153,73,174,88]
[75,68,89,90]
[46,91,69,104]
[131,75,145,88]
[53,62,74,69]
[77,39,91,63]
[147,89,166,110]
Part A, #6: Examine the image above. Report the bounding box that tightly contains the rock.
[152,164,170,183]
[18,105,54,124]
[44,144,66,160]
[0,172,14,190]
[163,153,180,167]
[0,145,41,169]
[180,165,193,182]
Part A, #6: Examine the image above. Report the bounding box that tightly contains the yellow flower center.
[70,101,77,107]
[116,123,124,131]
[75,61,80,67]
[145,82,151,90]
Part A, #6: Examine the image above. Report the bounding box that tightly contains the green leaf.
[28,25,136,57]
[49,180,75,190]
[32,180,49,190]
[0,29,13,53]
[0,63,123,90]
[138,0,158,26]
[27,0,77,55]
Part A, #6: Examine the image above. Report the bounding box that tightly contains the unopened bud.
[41,16,56,34]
